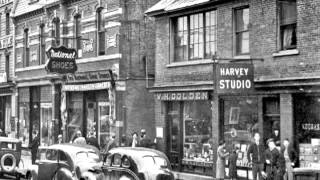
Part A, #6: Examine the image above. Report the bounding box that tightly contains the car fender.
[56,167,74,180]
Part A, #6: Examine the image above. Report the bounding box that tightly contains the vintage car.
[29,143,104,180]
[102,147,175,180]
[0,137,30,179]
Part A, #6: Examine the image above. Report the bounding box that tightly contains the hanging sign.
[45,46,78,74]
[216,63,254,94]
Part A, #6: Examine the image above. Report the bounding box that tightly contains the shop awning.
[62,82,111,91]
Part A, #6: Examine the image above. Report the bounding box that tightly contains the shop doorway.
[263,97,280,145]
[30,87,40,142]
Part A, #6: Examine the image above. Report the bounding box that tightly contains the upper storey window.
[173,10,217,62]
[279,0,297,50]
[234,7,250,55]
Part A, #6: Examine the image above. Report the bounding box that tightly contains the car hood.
[77,161,102,173]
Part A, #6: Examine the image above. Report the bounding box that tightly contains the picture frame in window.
[229,107,240,125]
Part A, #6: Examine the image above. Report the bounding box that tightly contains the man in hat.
[57,134,63,144]
[87,131,100,150]
[139,129,152,148]
[265,138,285,180]
[73,130,86,145]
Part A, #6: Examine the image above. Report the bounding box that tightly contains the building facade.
[11,0,156,148]
[0,0,14,138]
[147,0,320,178]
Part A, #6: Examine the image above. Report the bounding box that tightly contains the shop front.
[157,91,214,175]
[62,71,116,148]
[18,84,59,147]
[0,85,15,137]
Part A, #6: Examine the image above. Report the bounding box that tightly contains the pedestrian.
[271,128,281,147]
[120,134,128,147]
[87,131,100,150]
[229,146,239,180]
[130,132,139,148]
[216,140,229,180]
[247,132,265,180]
[104,133,117,152]
[265,138,285,180]
[57,134,63,144]
[29,130,40,164]
[139,129,152,148]
[281,138,297,180]
[73,130,86,145]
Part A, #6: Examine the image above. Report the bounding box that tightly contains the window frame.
[74,14,81,53]
[24,29,30,67]
[52,18,61,47]
[97,8,106,56]
[234,6,250,56]
[171,10,217,63]
[278,0,297,50]
[5,12,10,35]
[40,23,46,64]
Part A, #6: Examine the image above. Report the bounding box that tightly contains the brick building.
[0,0,14,137]
[147,0,320,179]
[11,0,156,148]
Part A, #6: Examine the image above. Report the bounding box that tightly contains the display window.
[222,96,258,168]
[19,103,30,146]
[166,100,213,174]
[98,102,111,148]
[67,97,83,142]
[40,103,53,146]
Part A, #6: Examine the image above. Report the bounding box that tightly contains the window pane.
[281,24,296,50]
[235,8,249,32]
[205,11,217,58]
[280,1,297,25]
[236,32,249,54]
[189,13,204,60]
[174,16,188,62]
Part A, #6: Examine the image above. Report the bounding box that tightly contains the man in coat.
[30,130,40,164]
[247,132,266,180]
[265,138,285,180]
[87,131,100,150]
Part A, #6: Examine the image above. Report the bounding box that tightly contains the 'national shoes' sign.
[45,46,78,74]
[216,63,254,94]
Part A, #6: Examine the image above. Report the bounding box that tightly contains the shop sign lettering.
[302,123,320,131]
[0,37,13,49]
[216,63,254,94]
[45,46,77,74]
[82,39,94,53]
[62,82,111,91]
[156,92,209,101]
[66,70,118,83]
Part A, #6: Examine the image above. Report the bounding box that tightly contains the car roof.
[109,147,168,159]
[39,143,99,155]
[0,137,21,143]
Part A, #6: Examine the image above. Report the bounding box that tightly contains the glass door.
[86,101,97,137]
[40,103,53,146]
[98,102,110,148]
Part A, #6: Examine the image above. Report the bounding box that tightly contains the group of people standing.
[216,132,297,180]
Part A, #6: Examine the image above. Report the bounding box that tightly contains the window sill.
[272,49,299,57]
[166,59,213,68]
[233,55,251,60]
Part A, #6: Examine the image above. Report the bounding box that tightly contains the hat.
[141,129,146,133]
[58,134,63,139]
[266,138,274,145]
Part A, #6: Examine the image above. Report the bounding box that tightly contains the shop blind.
[18,87,30,102]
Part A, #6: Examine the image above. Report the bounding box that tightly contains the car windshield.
[76,151,100,163]
[143,156,168,169]
[37,149,58,161]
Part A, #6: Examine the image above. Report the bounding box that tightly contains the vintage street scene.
[0,0,318,179]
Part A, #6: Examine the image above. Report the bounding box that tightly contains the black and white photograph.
[0,0,318,179]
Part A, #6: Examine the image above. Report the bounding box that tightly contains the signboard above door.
[215,63,254,94]
[45,46,78,74]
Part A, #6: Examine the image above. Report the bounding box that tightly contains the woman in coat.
[216,140,229,179]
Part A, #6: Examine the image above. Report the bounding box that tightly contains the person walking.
[139,129,152,148]
[57,134,63,144]
[265,138,285,180]
[247,132,265,180]
[229,146,239,180]
[30,130,40,164]
[87,131,100,150]
[216,140,229,180]
[281,138,297,180]
[73,130,86,145]
[130,132,139,148]
[105,133,117,152]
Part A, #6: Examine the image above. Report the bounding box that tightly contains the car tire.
[0,153,17,173]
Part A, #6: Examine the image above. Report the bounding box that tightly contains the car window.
[59,151,68,162]
[37,149,58,161]
[76,151,99,163]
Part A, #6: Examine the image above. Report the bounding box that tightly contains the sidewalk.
[173,171,251,180]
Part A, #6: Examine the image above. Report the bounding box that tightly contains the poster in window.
[229,107,240,124]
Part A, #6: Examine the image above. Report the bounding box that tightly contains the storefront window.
[40,103,53,146]
[67,101,83,142]
[183,101,213,162]
[19,103,30,146]
[98,102,110,148]
[222,96,258,167]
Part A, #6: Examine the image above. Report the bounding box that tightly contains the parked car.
[102,147,175,180]
[29,143,104,180]
[0,137,30,179]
